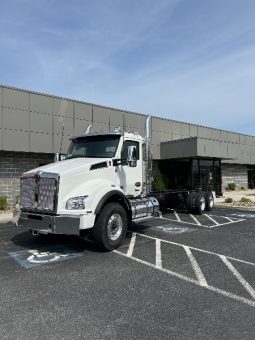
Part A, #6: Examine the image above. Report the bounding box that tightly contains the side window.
[122,140,140,161]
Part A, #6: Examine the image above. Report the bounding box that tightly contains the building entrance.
[158,158,222,195]
[248,166,255,189]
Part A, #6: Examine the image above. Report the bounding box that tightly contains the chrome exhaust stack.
[144,116,152,195]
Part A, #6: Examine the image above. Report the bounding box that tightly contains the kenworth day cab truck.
[18,117,214,250]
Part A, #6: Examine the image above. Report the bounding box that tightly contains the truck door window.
[122,140,140,163]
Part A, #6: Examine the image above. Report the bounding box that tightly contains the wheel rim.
[200,197,206,211]
[209,196,214,208]
[107,213,123,241]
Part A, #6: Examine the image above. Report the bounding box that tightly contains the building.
[0,84,255,205]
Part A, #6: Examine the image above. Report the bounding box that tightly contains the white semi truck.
[18,117,214,250]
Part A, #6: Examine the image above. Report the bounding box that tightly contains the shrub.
[227,182,236,191]
[0,196,8,210]
[241,186,246,191]
[240,197,252,203]
[152,171,168,192]
[225,198,233,203]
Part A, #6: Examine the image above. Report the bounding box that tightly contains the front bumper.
[19,211,81,235]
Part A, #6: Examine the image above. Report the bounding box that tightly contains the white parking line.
[129,232,255,267]
[155,239,162,269]
[204,214,220,225]
[224,216,235,222]
[159,214,245,229]
[220,255,255,300]
[174,212,181,222]
[183,246,208,287]
[189,214,202,226]
[116,232,255,306]
[114,250,255,307]
[127,233,136,257]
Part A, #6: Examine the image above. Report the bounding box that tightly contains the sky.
[0,0,255,135]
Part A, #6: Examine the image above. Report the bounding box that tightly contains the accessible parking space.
[1,207,255,339]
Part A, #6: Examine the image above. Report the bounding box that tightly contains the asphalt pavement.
[1,207,255,339]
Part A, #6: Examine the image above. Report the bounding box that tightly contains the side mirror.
[54,153,66,162]
[127,146,137,167]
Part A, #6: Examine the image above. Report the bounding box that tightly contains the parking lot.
[1,207,255,339]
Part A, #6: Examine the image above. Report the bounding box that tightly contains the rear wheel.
[205,192,214,211]
[187,192,196,214]
[194,193,206,215]
[93,202,128,251]
[187,192,206,215]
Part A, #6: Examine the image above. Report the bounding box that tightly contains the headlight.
[65,196,88,210]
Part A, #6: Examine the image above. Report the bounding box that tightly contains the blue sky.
[1,0,255,135]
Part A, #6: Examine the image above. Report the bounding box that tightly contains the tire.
[205,192,214,211]
[194,193,206,215]
[187,192,197,214]
[93,202,128,251]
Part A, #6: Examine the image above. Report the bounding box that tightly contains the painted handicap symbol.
[9,246,83,268]
[27,249,69,264]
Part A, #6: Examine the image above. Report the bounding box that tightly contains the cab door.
[116,140,143,197]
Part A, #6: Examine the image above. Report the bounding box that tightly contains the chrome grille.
[38,177,57,211]
[20,173,58,212]
[20,177,36,209]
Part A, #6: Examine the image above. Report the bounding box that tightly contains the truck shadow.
[10,231,105,253]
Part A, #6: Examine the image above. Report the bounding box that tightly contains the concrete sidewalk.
[215,189,255,203]
[0,212,13,224]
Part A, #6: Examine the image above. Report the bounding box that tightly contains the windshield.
[66,136,120,159]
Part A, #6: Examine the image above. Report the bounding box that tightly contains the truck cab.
[19,130,159,250]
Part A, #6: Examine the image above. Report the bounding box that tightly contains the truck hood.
[25,158,109,176]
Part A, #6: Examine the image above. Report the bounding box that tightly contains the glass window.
[66,136,120,159]
[122,140,140,160]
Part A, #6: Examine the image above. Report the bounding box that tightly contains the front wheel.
[93,202,128,251]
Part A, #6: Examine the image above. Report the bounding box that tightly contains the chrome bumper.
[19,211,81,235]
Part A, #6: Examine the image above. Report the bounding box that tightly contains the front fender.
[58,178,125,214]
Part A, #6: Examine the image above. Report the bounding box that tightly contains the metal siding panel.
[197,126,212,138]
[74,102,92,120]
[124,112,146,136]
[92,121,109,133]
[53,98,73,118]
[93,106,111,124]
[188,124,198,137]
[3,88,29,110]
[109,110,124,130]
[211,129,221,140]
[3,107,29,131]
[247,136,255,146]
[227,143,236,160]
[30,113,53,134]
[30,93,53,114]
[152,117,161,132]
[0,86,2,106]
[251,146,255,163]
[3,130,29,151]
[0,129,2,149]
[30,132,53,153]
[74,119,91,136]
[178,122,189,136]
[54,116,73,136]
[0,105,2,129]
[151,144,160,159]
[239,135,246,145]
[54,134,71,153]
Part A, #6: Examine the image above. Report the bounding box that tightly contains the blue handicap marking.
[9,245,83,269]
[228,212,255,219]
[153,224,193,234]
